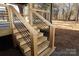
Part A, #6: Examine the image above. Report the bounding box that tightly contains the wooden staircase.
[13,18,54,56]
[0,4,55,56]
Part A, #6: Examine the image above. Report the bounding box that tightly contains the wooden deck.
[52,20,79,31]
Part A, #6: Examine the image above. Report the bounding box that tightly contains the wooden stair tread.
[13,28,19,33]
[15,31,30,39]
[38,40,49,54]
[32,25,40,32]
[37,36,47,45]
[35,28,40,32]
[17,38,26,45]
[15,32,22,39]
[39,47,51,56]
[24,51,31,56]
[20,43,30,53]
[39,47,56,56]
[33,26,38,29]
[33,23,49,29]
[38,32,43,38]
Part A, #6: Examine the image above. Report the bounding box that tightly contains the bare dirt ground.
[51,28,79,56]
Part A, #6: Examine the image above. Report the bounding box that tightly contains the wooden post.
[49,26,55,49]
[31,33,38,56]
[29,4,33,25]
[50,3,52,23]
[4,4,8,21]
[7,6,17,47]
[49,3,55,49]
[29,4,39,55]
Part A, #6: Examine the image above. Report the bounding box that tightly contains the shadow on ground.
[0,35,22,56]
